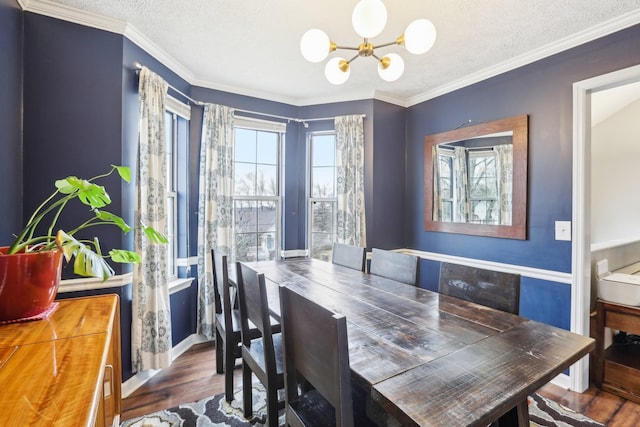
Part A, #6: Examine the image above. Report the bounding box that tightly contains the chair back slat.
[438,262,521,315]
[212,250,233,330]
[236,262,274,345]
[332,242,366,272]
[369,248,420,286]
[279,285,354,427]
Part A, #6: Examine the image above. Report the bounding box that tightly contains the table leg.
[495,399,529,427]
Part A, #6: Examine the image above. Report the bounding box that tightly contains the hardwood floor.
[121,341,640,425]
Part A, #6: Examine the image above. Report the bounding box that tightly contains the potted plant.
[0,165,166,321]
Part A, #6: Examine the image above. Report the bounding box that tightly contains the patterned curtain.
[495,144,514,225]
[454,147,469,222]
[132,67,172,373]
[335,115,366,247]
[196,103,235,339]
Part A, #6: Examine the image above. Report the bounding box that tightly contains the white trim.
[20,1,640,108]
[571,64,640,393]
[280,249,309,259]
[397,248,572,284]
[57,272,133,293]
[166,95,191,120]
[591,236,640,252]
[121,334,212,398]
[168,277,194,294]
[177,256,198,267]
[234,115,287,133]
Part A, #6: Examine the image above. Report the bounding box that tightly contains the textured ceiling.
[22,0,640,106]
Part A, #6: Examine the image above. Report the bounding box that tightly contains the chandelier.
[300,0,436,85]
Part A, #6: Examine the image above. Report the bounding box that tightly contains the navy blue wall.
[406,24,640,329]
[23,13,125,276]
[0,0,23,246]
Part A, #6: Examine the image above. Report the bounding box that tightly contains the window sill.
[169,277,194,295]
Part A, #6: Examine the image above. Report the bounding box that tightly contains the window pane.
[234,201,256,233]
[234,162,256,196]
[256,164,277,196]
[258,232,277,260]
[235,128,256,163]
[312,135,335,167]
[311,201,335,233]
[257,131,278,164]
[311,232,333,262]
[235,233,258,262]
[311,166,335,198]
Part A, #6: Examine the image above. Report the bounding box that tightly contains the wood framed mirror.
[424,114,528,239]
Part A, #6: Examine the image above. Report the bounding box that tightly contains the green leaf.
[77,182,111,208]
[143,225,169,244]
[55,230,114,280]
[110,249,141,263]
[94,210,133,233]
[115,165,131,183]
[55,177,78,194]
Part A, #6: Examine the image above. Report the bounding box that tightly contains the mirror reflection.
[433,131,513,225]
[424,114,528,240]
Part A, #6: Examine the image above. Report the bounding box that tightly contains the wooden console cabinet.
[0,294,122,426]
[594,299,640,403]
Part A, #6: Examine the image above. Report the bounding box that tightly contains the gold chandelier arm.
[373,37,403,49]
[346,53,360,64]
[335,45,361,51]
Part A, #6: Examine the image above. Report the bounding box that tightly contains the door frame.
[571,64,640,391]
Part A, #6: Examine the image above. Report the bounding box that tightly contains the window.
[467,150,499,224]
[233,117,284,262]
[308,132,337,261]
[436,148,454,222]
[165,96,190,280]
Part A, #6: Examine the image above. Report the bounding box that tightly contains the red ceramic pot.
[0,247,63,321]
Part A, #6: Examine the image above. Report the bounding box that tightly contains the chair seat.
[244,332,285,377]
[289,389,337,427]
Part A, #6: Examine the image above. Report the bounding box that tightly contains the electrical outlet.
[555,221,571,241]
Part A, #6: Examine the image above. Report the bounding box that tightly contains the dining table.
[238,257,594,427]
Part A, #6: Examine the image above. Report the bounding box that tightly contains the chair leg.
[242,361,253,418]
[215,329,223,374]
[224,341,235,402]
[267,382,279,427]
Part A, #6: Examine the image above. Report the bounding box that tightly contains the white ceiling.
[20,0,640,107]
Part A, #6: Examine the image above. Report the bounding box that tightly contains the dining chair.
[369,248,420,286]
[236,262,285,426]
[331,242,366,272]
[279,285,373,427]
[212,249,264,402]
[438,261,521,315]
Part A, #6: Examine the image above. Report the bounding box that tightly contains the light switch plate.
[555,221,571,241]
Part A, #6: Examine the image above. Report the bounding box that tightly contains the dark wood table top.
[242,258,594,427]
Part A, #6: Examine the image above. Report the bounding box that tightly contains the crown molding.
[22,0,127,34]
[19,1,640,108]
[406,9,640,107]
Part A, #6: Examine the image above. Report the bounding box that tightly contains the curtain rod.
[134,62,366,125]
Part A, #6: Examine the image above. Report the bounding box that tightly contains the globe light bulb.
[378,53,404,82]
[404,19,437,55]
[352,0,387,39]
[325,57,350,85]
[300,29,331,63]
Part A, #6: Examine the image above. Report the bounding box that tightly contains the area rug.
[528,393,604,427]
[121,386,603,427]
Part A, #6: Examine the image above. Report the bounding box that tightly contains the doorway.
[572,64,640,392]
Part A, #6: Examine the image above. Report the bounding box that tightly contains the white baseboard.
[550,372,571,390]
[121,334,212,398]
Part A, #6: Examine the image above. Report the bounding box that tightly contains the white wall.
[591,98,640,244]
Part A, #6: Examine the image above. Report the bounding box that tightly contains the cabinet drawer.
[607,310,640,335]
[604,359,640,403]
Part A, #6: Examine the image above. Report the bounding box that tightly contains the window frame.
[306,131,337,261]
[164,95,191,282]
[232,116,285,262]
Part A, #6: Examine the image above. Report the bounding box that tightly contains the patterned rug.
[121,386,603,427]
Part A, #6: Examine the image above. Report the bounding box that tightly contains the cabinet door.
[103,300,122,427]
